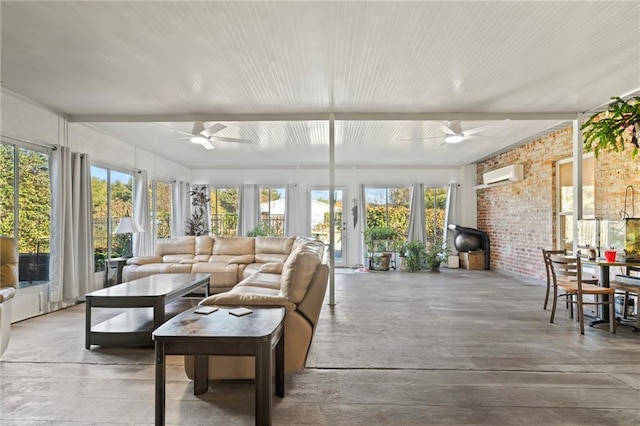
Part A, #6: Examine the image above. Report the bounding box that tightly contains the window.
[152,180,172,240]
[365,187,409,237]
[425,187,447,244]
[210,188,239,237]
[259,187,286,236]
[557,156,595,251]
[0,143,51,288]
[91,166,133,271]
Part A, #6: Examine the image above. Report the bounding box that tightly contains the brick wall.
[478,126,640,281]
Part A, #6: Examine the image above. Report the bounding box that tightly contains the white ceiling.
[1,1,639,168]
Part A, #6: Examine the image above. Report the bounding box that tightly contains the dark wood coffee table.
[152,306,285,426]
[85,273,210,349]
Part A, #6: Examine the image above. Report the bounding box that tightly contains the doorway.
[310,188,346,267]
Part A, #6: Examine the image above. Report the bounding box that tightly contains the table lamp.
[114,217,144,258]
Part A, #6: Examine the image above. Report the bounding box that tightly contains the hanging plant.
[581,96,640,158]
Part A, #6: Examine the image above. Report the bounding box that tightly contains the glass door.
[310,188,346,267]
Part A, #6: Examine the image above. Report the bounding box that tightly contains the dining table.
[581,258,640,326]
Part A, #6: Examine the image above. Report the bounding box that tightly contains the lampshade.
[114,217,144,234]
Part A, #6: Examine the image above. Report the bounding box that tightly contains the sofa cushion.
[195,236,214,255]
[227,254,255,264]
[170,264,192,274]
[128,263,173,276]
[155,236,195,256]
[280,241,324,304]
[254,237,295,263]
[259,262,284,274]
[127,255,162,265]
[162,254,194,263]
[237,271,282,290]
[191,262,239,287]
[213,237,255,255]
[200,287,296,311]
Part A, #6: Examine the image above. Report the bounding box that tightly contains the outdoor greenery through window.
[91,166,133,271]
[153,181,172,240]
[425,187,447,244]
[259,187,286,236]
[0,143,51,288]
[210,188,239,237]
[365,187,409,237]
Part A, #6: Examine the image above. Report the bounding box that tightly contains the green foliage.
[211,188,240,236]
[402,240,427,272]
[424,241,451,270]
[247,221,278,237]
[582,96,640,158]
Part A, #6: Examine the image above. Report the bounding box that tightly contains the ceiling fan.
[402,120,511,145]
[155,122,252,150]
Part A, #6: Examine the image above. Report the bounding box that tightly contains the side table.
[104,257,128,287]
[153,306,285,426]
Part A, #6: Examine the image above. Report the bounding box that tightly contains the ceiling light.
[190,135,208,144]
[444,134,465,143]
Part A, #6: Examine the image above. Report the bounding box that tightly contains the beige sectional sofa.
[124,235,303,294]
[124,235,329,379]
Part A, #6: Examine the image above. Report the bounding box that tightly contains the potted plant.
[424,241,450,272]
[582,96,640,158]
[401,240,426,272]
[365,226,398,271]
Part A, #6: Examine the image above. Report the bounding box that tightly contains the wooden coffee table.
[85,273,210,349]
[152,306,285,426]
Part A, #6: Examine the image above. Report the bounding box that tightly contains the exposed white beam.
[67,112,579,123]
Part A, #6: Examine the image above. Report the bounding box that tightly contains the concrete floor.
[2,268,640,425]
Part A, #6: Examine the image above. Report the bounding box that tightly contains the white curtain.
[171,181,190,237]
[443,183,459,250]
[238,184,260,236]
[407,182,426,243]
[284,183,303,236]
[49,147,95,305]
[358,184,367,267]
[133,170,153,256]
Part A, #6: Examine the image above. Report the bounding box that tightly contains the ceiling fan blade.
[153,136,191,141]
[192,121,206,135]
[463,119,511,137]
[199,139,215,150]
[438,121,458,135]
[150,122,195,137]
[464,134,498,141]
[212,136,253,144]
[400,136,444,142]
[432,141,446,150]
[200,123,227,137]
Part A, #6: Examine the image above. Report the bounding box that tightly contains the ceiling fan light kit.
[444,134,465,143]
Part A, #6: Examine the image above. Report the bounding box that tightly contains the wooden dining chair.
[541,249,566,310]
[548,254,616,334]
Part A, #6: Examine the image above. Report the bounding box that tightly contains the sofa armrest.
[126,255,162,265]
[200,292,296,311]
[259,262,284,274]
[227,254,255,265]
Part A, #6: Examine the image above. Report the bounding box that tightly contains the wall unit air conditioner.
[482,164,523,186]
